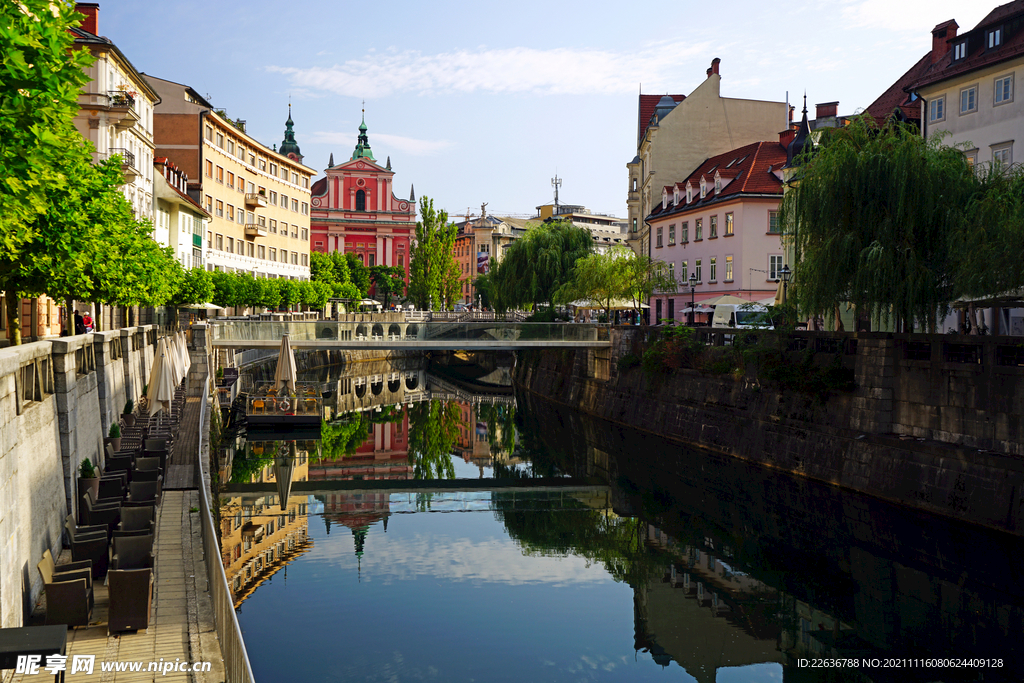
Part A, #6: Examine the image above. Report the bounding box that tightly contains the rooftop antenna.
[551,173,562,209]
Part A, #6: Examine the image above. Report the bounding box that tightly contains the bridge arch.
[388,324,401,339]
[405,374,418,390]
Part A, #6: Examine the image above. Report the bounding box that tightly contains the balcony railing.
[245,223,267,238]
[107,91,139,128]
[109,148,138,182]
[245,192,268,208]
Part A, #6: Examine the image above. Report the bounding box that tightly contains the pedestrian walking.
[74,310,86,335]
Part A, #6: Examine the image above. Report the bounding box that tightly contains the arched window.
[356,189,366,211]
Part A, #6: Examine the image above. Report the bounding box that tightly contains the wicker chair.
[108,568,152,633]
[37,549,93,626]
[64,515,109,577]
[110,534,154,570]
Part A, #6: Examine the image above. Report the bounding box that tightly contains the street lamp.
[781,264,791,305]
[688,273,697,326]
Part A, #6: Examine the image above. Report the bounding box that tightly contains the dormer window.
[662,190,668,210]
[700,179,707,198]
[673,188,679,205]
[714,173,722,194]
[686,184,693,203]
[988,28,1002,49]
[953,41,967,60]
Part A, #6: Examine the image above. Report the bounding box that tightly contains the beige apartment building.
[627,59,788,258]
[146,75,314,280]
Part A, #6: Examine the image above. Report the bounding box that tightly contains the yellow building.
[147,75,315,280]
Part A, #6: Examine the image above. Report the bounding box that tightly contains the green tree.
[309,250,335,284]
[554,248,633,313]
[345,253,370,297]
[0,0,94,262]
[780,116,978,331]
[210,271,242,310]
[369,265,405,308]
[618,253,677,318]
[407,400,462,479]
[171,267,215,307]
[408,197,461,309]
[489,220,593,311]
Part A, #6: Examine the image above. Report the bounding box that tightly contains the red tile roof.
[638,94,685,145]
[646,140,786,220]
[907,0,1024,91]
[864,53,930,124]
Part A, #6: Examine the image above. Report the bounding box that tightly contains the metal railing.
[109,147,136,170]
[108,90,136,110]
[196,368,256,683]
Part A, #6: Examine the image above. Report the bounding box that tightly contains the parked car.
[711,303,774,330]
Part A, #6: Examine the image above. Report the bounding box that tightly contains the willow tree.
[780,116,978,331]
[489,220,593,311]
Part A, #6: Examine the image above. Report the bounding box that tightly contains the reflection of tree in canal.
[229,439,319,484]
[407,400,462,479]
[318,406,403,461]
[476,402,516,455]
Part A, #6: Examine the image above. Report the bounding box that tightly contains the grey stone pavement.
[3,492,226,683]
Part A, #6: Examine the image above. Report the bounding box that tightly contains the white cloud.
[839,0,987,33]
[307,130,452,156]
[268,41,711,98]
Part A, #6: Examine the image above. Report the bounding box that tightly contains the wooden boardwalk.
[164,397,202,490]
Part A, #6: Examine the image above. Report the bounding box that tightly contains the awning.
[569,298,648,310]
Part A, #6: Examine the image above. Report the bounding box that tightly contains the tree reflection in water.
[406,400,462,479]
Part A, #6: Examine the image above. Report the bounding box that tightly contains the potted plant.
[78,458,99,503]
[107,423,122,453]
[122,398,136,427]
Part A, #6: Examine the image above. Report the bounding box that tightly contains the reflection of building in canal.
[220,445,313,607]
[321,492,391,572]
[310,409,412,481]
[636,525,784,682]
[453,400,521,475]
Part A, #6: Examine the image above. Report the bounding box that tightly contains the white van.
[712,303,774,330]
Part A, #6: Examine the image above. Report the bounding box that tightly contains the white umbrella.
[175,331,190,375]
[273,442,296,511]
[147,339,175,418]
[272,334,298,394]
[167,335,184,385]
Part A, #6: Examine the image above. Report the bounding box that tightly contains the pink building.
[646,137,789,324]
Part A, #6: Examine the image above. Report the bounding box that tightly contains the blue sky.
[91,0,989,220]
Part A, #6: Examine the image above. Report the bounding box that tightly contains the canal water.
[216,356,1024,682]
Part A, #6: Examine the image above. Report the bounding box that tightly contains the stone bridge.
[209,320,611,351]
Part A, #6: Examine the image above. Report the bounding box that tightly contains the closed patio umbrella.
[166,335,184,386]
[273,442,297,511]
[272,333,298,394]
[147,339,175,418]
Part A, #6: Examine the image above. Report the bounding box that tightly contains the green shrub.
[123,398,134,415]
[617,353,641,372]
[79,458,96,479]
[108,423,120,438]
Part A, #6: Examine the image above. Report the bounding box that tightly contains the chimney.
[711,58,720,75]
[779,129,797,148]
[789,105,795,123]
[707,68,713,78]
[75,3,99,35]
[816,101,838,118]
[931,20,958,64]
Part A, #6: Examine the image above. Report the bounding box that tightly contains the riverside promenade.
[3,397,226,683]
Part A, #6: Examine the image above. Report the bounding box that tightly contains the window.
[988,28,1002,49]
[270,220,278,234]
[226,140,234,155]
[632,178,637,191]
[725,256,733,281]
[291,198,299,212]
[259,158,267,171]
[768,211,780,234]
[237,210,244,225]
[206,230,212,247]
[292,172,299,184]
[301,228,308,241]
[226,171,234,189]
[631,218,637,233]
[269,191,278,205]
[249,153,256,167]
[356,190,365,211]
[686,185,692,203]
[694,259,702,283]
[953,41,966,60]
[204,195,212,213]
[226,237,234,252]
[668,224,675,246]
[215,234,223,250]
[992,144,1012,170]
[966,150,978,172]
[929,96,945,122]
[205,160,213,177]
[269,248,276,261]
[270,162,278,176]
[237,176,244,193]
[398,254,404,268]
[301,202,308,215]
[247,243,254,258]
[226,205,234,221]
[215,166,224,183]
[215,200,223,218]
[281,249,288,263]
[303,177,309,189]
[714,176,721,194]
[769,255,784,280]
[700,179,707,198]
[681,222,688,243]
[281,193,288,209]
[301,253,308,266]
[215,132,224,148]
[205,126,213,141]
[281,166,288,180]
[960,86,977,114]
[258,245,265,259]
[709,257,717,282]
[725,212,734,236]
[667,262,675,284]
[656,226,663,248]
[680,260,687,282]
[709,215,718,238]
[368,253,376,266]
[695,218,703,240]
[291,252,298,265]
[995,75,1013,105]
[236,145,245,160]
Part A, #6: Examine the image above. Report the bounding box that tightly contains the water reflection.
[214,356,1024,682]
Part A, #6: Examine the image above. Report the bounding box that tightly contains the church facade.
[309,118,417,284]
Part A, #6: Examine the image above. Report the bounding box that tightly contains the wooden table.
[0,625,67,682]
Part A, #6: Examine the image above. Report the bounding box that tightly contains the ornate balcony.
[109,148,138,182]
[245,192,268,208]
[245,223,268,238]
[107,91,140,129]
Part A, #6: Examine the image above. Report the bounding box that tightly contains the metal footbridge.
[209,320,611,350]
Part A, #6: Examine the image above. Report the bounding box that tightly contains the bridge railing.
[210,320,610,345]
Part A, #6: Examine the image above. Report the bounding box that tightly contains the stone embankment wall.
[0,326,170,627]
[516,328,1024,534]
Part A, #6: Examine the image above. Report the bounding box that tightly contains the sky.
[89,0,992,220]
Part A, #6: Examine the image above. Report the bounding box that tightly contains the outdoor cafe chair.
[107,568,152,634]
[116,505,155,536]
[37,550,93,626]
[63,515,109,577]
[128,480,162,507]
[79,492,120,531]
[110,534,154,571]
